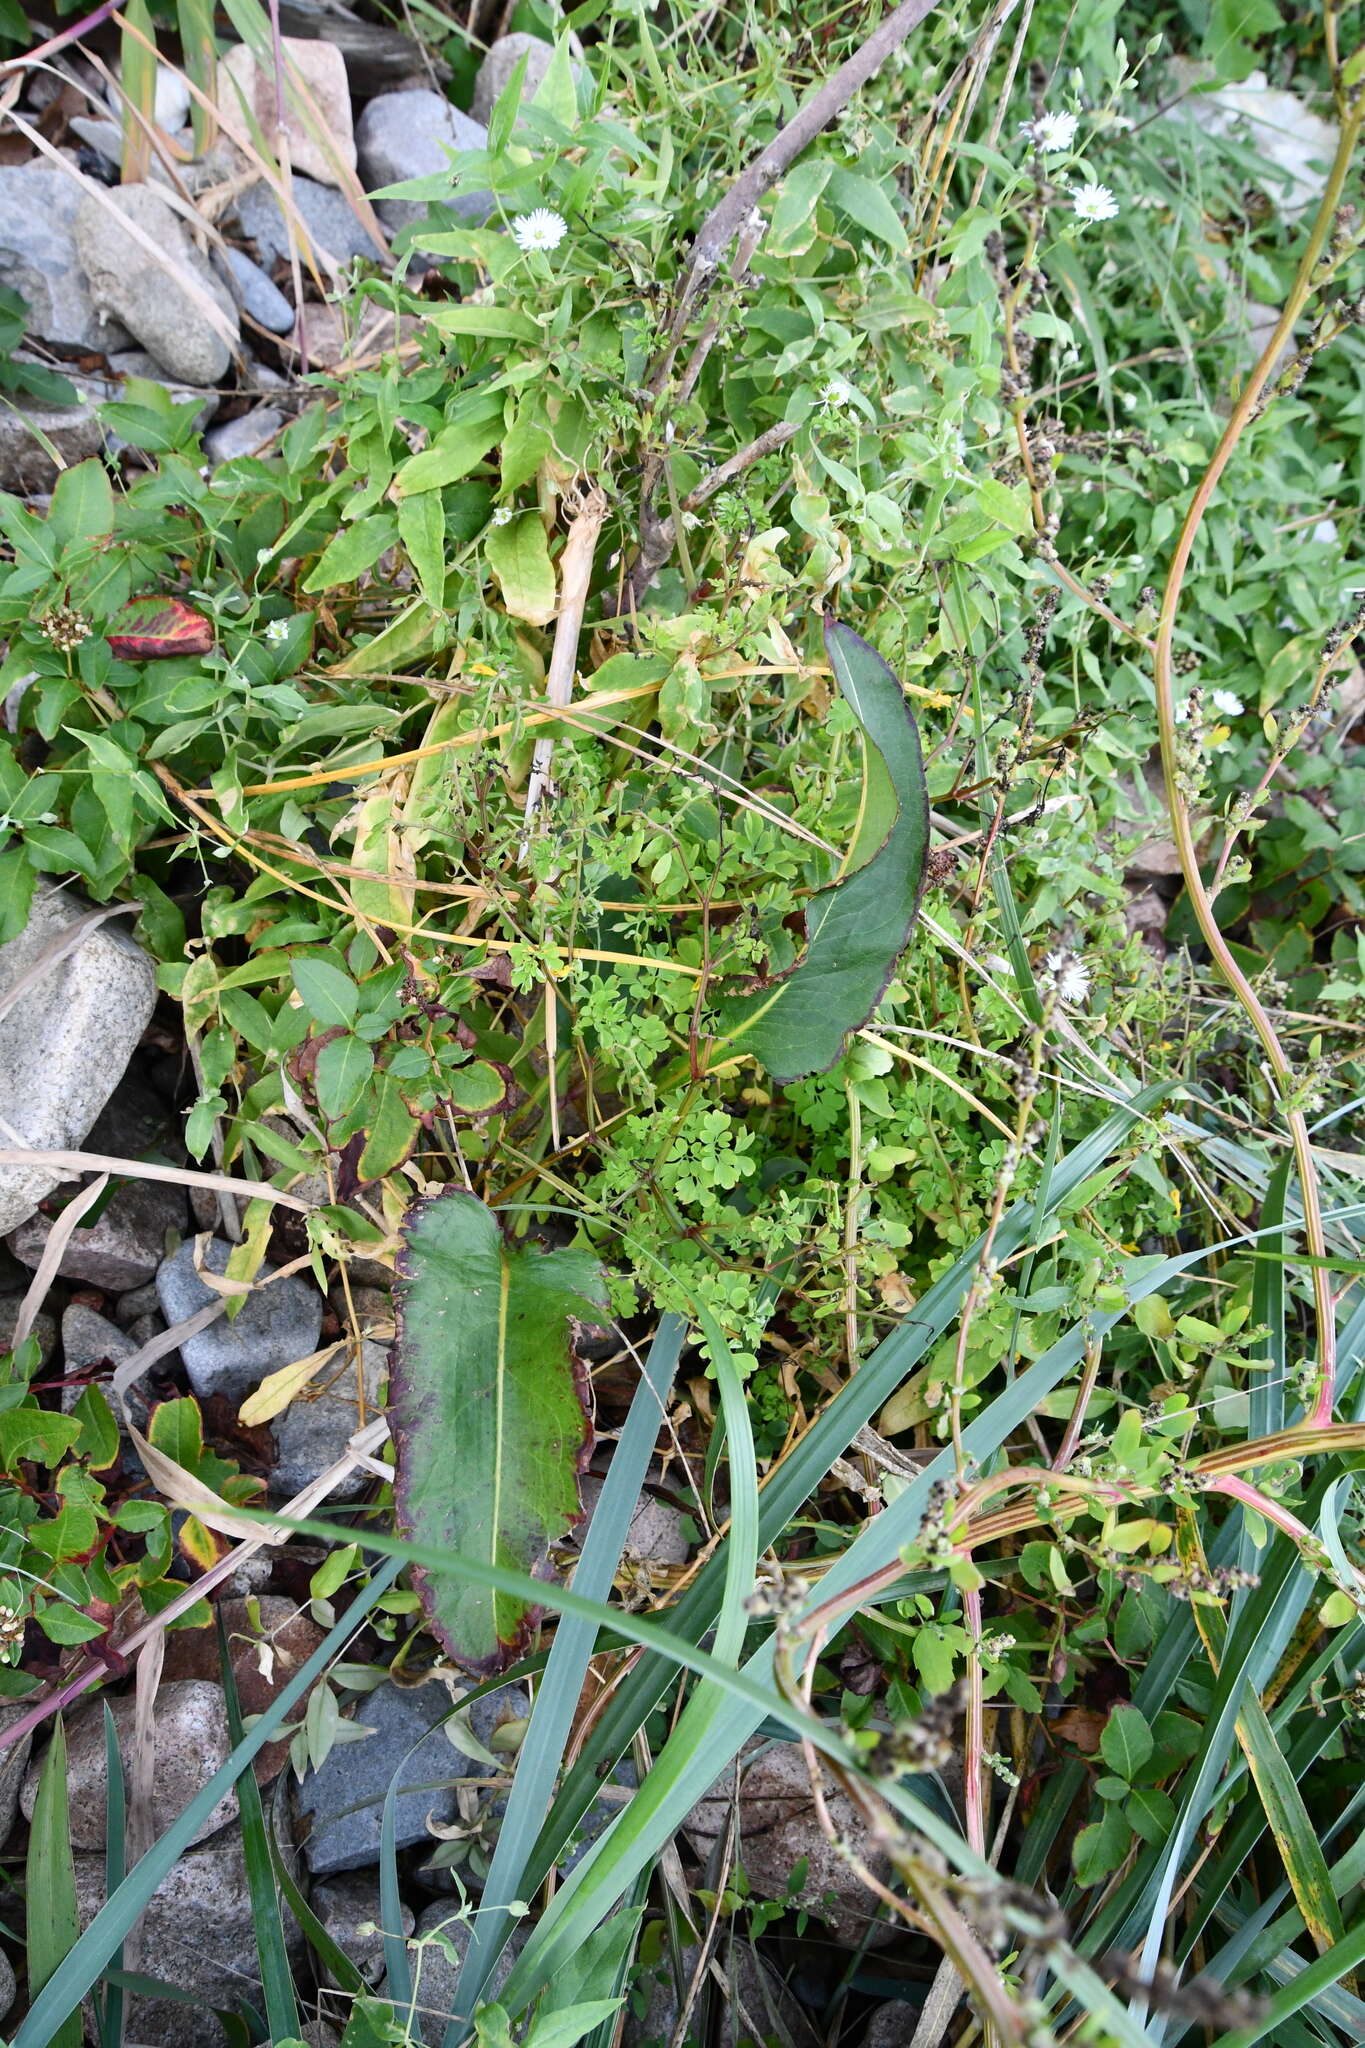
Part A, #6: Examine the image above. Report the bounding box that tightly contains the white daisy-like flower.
[1211,689,1244,717]
[510,208,568,253]
[818,376,857,411]
[265,617,291,644]
[490,506,515,527]
[1044,947,1092,1005]
[1071,182,1120,224]
[1030,110,1079,153]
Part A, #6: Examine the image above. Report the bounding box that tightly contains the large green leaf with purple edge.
[713,615,930,1082]
[391,1190,608,1673]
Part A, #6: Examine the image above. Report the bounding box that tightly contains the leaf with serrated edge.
[391,1190,607,1672]
[714,616,928,1081]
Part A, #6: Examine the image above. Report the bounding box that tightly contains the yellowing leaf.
[238,1342,344,1427]
[350,770,416,931]
[486,512,557,625]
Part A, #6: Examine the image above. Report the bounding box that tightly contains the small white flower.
[510,208,568,253]
[1313,518,1339,546]
[1071,181,1120,224]
[818,376,856,411]
[1030,110,1079,153]
[490,506,515,527]
[1211,689,1244,717]
[265,618,291,644]
[1044,948,1092,1005]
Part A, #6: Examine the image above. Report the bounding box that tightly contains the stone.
[864,2004,919,2048]
[355,90,492,242]
[312,1869,413,1988]
[1167,62,1338,219]
[9,1171,185,1291]
[205,404,288,466]
[0,165,129,351]
[0,384,104,495]
[578,1475,690,1568]
[0,1703,33,1854]
[73,182,239,387]
[75,1830,301,2048]
[155,1234,324,1405]
[0,1297,56,1363]
[271,1338,387,1501]
[685,1743,896,1949]
[114,1278,162,1327]
[0,883,157,1234]
[294,1676,467,1874]
[236,171,385,268]
[624,1939,815,2048]
[0,1947,13,2023]
[401,1905,526,2046]
[160,1594,326,1785]
[22,1680,236,1852]
[222,245,297,334]
[472,32,588,127]
[220,37,356,188]
[62,1303,137,1377]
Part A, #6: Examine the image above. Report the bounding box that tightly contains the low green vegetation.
[3,0,1365,2043]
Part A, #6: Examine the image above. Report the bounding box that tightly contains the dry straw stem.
[520,483,611,851]
[1152,79,1365,1432]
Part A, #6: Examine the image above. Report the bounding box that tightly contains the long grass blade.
[98,1703,125,2048]
[26,1716,81,2048]
[219,1612,300,2040]
[119,0,157,183]
[448,1314,685,2034]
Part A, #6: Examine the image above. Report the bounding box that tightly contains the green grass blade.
[1207,1914,1365,2048]
[26,1715,81,2048]
[175,0,217,153]
[449,1314,685,2034]
[98,1703,125,2048]
[1235,1684,1345,1958]
[119,0,157,184]
[10,1557,404,2048]
[266,1780,367,1998]
[219,1611,300,2041]
[380,1771,412,2019]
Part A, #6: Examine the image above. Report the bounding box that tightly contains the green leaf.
[714,618,928,1080]
[292,957,359,1029]
[26,1717,82,2048]
[425,305,544,344]
[0,1408,83,1471]
[315,1033,374,1120]
[391,1190,608,1671]
[303,513,400,593]
[447,1059,513,1117]
[47,458,113,546]
[1125,1785,1175,1846]
[768,158,835,255]
[1237,1683,1345,1957]
[359,1071,418,1180]
[397,491,446,611]
[486,512,556,626]
[824,166,907,250]
[1203,0,1281,81]
[72,1385,120,1471]
[1072,1803,1133,1887]
[397,399,506,495]
[1099,1704,1153,1781]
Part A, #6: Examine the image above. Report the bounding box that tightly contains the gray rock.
[865,2003,920,2048]
[222,246,296,334]
[22,1680,237,1852]
[1166,60,1338,218]
[401,1905,526,2046]
[270,1338,386,1501]
[355,90,492,240]
[0,383,104,495]
[114,1278,162,1327]
[75,1828,302,2048]
[155,1234,323,1405]
[220,37,356,188]
[9,1170,185,1291]
[0,1703,33,1854]
[205,404,288,467]
[578,1475,690,1568]
[472,32,588,126]
[236,171,384,268]
[625,1939,816,2048]
[0,1946,13,2023]
[294,1677,466,1874]
[0,883,157,1234]
[0,1297,56,1363]
[73,182,239,386]
[312,1869,413,1988]
[685,1743,896,1949]
[62,1304,137,1376]
[0,165,130,351]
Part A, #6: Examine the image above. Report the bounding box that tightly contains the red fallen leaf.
[107,593,215,660]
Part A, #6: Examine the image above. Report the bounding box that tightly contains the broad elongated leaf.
[106,594,215,659]
[714,616,928,1080]
[485,510,557,625]
[26,1717,81,2048]
[392,1191,608,1671]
